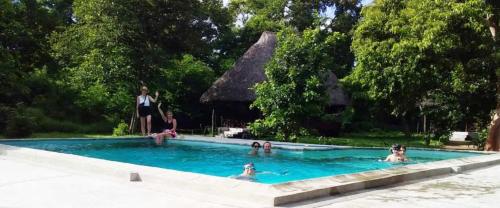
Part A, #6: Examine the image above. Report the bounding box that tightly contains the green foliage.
[251,28,335,141]
[113,121,129,136]
[5,107,35,138]
[471,129,489,150]
[345,0,498,133]
[225,0,360,76]
[296,131,443,148]
[157,54,215,120]
[49,0,231,127]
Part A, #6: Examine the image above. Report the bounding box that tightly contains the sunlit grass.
[296,131,443,148]
[0,132,141,140]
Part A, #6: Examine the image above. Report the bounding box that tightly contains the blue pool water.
[0,138,481,184]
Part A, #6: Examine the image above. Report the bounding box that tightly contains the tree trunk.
[402,116,411,138]
[485,73,500,151]
[485,6,499,151]
[485,109,500,151]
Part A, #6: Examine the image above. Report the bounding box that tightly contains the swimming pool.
[0,138,481,184]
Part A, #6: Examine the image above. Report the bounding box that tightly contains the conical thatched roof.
[200,31,276,103]
[200,31,349,106]
[324,72,350,106]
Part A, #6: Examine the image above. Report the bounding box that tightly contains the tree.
[226,0,361,73]
[251,28,343,141]
[484,0,500,151]
[51,0,231,121]
[157,55,215,125]
[345,0,498,136]
[0,0,76,135]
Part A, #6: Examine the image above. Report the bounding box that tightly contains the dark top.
[164,120,174,130]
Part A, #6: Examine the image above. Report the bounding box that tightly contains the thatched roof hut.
[200,31,276,103]
[200,31,349,106]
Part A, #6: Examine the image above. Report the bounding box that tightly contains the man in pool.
[263,141,272,154]
[231,163,256,182]
[241,163,256,177]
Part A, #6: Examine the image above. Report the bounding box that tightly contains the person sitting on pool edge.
[249,142,261,155]
[153,102,177,145]
[263,141,272,154]
[384,144,407,162]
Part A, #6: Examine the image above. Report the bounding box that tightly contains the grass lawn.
[0,132,141,139]
[296,131,443,148]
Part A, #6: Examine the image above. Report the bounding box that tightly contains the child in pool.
[384,144,407,162]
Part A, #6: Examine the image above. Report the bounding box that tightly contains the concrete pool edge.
[270,153,500,205]
[1,141,499,206]
[0,135,489,153]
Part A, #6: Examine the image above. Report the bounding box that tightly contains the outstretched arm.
[158,102,167,122]
[149,91,159,103]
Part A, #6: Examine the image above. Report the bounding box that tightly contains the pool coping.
[1,137,500,206]
[0,134,489,153]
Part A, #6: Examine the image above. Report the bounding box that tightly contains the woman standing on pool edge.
[154,102,177,145]
[136,86,159,136]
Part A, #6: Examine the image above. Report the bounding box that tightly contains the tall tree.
[484,0,500,151]
[51,0,229,120]
[345,0,497,136]
[0,0,76,132]
[226,0,361,70]
[251,28,344,141]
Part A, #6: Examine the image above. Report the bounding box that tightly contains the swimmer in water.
[249,142,261,155]
[384,144,407,162]
[231,163,257,181]
[263,141,272,154]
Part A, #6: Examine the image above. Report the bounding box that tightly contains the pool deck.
[2,155,500,208]
[1,137,500,207]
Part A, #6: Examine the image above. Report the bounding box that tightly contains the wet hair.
[263,141,272,148]
[244,162,254,169]
[400,145,407,152]
[390,144,402,153]
[251,142,261,148]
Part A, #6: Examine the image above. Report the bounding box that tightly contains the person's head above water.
[263,141,272,152]
[400,145,407,154]
[251,142,261,149]
[242,163,256,176]
[391,144,402,154]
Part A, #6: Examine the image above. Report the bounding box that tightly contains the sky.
[222,0,375,20]
[222,0,374,7]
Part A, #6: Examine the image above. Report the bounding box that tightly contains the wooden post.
[129,111,136,134]
[423,114,427,133]
[211,106,215,137]
[416,120,420,134]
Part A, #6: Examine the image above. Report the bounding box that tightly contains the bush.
[5,109,35,138]
[23,107,114,134]
[113,121,129,136]
[471,129,488,151]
